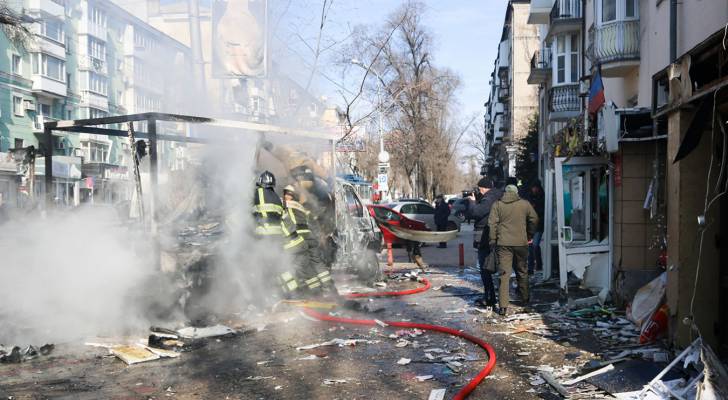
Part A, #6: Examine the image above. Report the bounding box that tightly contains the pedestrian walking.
[526,180,545,275]
[488,184,539,316]
[434,194,450,248]
[470,177,503,308]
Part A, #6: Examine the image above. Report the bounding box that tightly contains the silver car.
[388,201,461,232]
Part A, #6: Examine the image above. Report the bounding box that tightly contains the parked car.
[387,201,461,232]
[397,198,430,205]
[366,204,428,245]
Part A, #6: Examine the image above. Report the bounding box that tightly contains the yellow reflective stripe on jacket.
[284,235,304,250]
[297,229,311,234]
[255,225,283,235]
[279,271,298,292]
[256,188,284,216]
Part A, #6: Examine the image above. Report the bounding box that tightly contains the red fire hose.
[302,277,497,400]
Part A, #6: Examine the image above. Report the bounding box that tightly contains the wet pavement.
[0,224,611,399]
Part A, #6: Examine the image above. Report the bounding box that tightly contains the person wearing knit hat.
[469,176,503,309]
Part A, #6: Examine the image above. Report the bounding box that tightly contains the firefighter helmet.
[256,170,276,188]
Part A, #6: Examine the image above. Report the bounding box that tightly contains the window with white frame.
[598,0,638,23]
[13,96,23,116]
[88,107,108,119]
[134,30,157,50]
[89,37,106,61]
[11,54,21,74]
[40,17,65,43]
[89,6,107,27]
[31,53,66,81]
[553,34,580,85]
[88,72,108,95]
[82,140,109,162]
[39,103,52,118]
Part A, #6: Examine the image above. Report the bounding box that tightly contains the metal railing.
[530,48,552,70]
[550,0,582,21]
[588,20,640,64]
[548,84,580,113]
[498,84,511,101]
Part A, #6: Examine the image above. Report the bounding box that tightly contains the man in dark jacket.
[488,185,539,315]
[526,180,545,274]
[434,195,450,248]
[470,177,503,308]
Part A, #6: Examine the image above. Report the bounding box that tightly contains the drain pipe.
[669,0,677,62]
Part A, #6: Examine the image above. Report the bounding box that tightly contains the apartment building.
[484,0,539,180]
[523,0,728,353]
[114,0,326,128]
[0,0,192,208]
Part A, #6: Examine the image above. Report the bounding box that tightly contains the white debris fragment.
[517,352,531,356]
[446,361,463,373]
[374,319,389,328]
[424,348,447,353]
[428,388,446,400]
[256,360,272,365]
[425,353,435,360]
[274,386,282,390]
[416,375,434,382]
[296,338,380,351]
[177,325,235,339]
[397,358,412,365]
[296,354,325,361]
[323,379,348,385]
[245,376,275,381]
[395,340,410,348]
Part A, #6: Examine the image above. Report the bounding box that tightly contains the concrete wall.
[511,3,540,141]
[637,0,728,108]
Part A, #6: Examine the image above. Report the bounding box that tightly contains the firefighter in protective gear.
[253,171,306,297]
[283,185,335,294]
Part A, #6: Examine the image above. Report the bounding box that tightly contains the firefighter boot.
[414,255,427,270]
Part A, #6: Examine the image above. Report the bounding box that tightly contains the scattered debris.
[177,325,235,339]
[517,352,531,357]
[446,361,463,373]
[416,375,434,382]
[504,313,541,322]
[110,345,161,365]
[374,319,388,327]
[297,354,325,361]
[0,344,54,363]
[245,376,275,381]
[562,364,615,386]
[428,388,446,400]
[540,371,570,398]
[296,338,380,351]
[323,379,348,385]
[397,358,411,365]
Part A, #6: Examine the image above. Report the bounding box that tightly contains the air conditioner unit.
[24,100,35,110]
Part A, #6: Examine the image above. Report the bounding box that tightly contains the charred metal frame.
[43,112,338,231]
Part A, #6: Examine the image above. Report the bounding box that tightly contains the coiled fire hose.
[302,277,497,400]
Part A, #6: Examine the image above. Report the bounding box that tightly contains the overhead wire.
[688,87,727,341]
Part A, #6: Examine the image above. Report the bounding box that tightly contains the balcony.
[548,84,580,120]
[528,48,552,84]
[528,0,554,24]
[498,85,511,102]
[80,91,109,111]
[26,0,65,17]
[32,75,66,97]
[547,0,582,40]
[78,56,108,75]
[588,20,640,77]
[78,22,107,41]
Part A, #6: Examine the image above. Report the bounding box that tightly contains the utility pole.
[188,0,207,108]
[351,59,390,202]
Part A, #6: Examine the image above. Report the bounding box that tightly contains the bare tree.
[1,3,34,52]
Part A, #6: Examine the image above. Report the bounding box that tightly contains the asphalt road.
[0,223,604,400]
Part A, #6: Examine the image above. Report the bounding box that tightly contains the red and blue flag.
[588,67,605,115]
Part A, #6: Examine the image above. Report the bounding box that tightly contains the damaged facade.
[485,0,728,355]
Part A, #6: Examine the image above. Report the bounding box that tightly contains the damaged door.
[555,157,613,294]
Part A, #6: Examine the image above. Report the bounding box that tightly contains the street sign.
[377,174,388,192]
